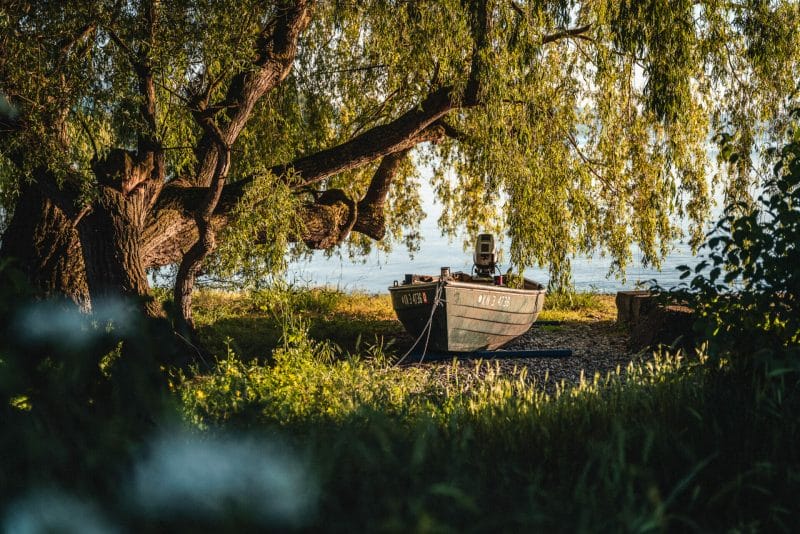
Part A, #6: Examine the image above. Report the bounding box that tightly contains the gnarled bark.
[191,1,312,188]
[77,149,163,317]
[77,186,160,317]
[301,189,358,249]
[1,183,88,308]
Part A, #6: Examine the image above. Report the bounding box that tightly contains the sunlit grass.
[190,286,401,360]
[189,286,614,359]
[539,293,616,322]
[182,340,690,429]
[182,300,692,431]
[177,318,800,531]
[173,287,800,531]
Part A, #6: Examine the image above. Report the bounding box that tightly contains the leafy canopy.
[1,1,799,285]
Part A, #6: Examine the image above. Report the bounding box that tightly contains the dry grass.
[189,287,618,361]
[538,294,617,323]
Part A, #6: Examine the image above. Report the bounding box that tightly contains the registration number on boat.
[477,294,512,308]
[400,291,428,306]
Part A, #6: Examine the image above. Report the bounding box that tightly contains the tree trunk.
[1,157,162,318]
[0,183,89,308]
[77,184,162,317]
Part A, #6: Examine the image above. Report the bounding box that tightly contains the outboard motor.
[473,233,497,280]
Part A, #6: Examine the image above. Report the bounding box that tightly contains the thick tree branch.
[464,0,492,106]
[142,83,454,265]
[142,123,444,265]
[254,87,454,190]
[300,189,358,249]
[192,1,312,187]
[168,2,313,329]
[174,115,231,327]
[220,1,312,144]
[352,149,411,240]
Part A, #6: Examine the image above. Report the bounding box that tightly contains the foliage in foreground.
[3,264,800,532]
[667,136,800,369]
[2,282,799,531]
[177,325,800,532]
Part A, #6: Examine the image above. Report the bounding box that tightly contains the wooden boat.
[389,271,546,353]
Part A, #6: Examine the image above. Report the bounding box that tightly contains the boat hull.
[389,280,546,353]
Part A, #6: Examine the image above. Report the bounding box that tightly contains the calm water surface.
[287,238,697,294]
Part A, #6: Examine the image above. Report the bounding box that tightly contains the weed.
[191,285,401,360]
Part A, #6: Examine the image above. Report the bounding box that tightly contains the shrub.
[670,138,800,369]
[0,262,178,500]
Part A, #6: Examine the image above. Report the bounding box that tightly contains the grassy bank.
[191,286,616,360]
[175,287,799,532]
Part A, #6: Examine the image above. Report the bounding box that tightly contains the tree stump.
[616,291,695,351]
[615,290,654,324]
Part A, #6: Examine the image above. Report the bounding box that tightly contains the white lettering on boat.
[400,291,428,306]
[477,293,512,308]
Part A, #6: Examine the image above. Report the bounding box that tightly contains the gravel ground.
[402,317,645,392]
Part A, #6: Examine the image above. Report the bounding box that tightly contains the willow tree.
[1,0,798,326]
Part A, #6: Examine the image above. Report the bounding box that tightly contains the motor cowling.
[473,233,497,278]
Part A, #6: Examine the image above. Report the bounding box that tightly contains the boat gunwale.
[388,279,546,296]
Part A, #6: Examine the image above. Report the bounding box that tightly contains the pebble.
[403,318,646,392]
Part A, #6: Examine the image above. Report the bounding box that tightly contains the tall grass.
[4,285,797,531]
[179,311,800,532]
[190,285,400,360]
[543,289,604,312]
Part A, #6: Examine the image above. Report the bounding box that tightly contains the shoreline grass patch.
[188,286,616,360]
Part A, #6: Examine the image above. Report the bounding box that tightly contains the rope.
[174,330,211,369]
[394,281,445,366]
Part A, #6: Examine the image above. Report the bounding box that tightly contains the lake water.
[286,191,701,294]
[286,236,697,294]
